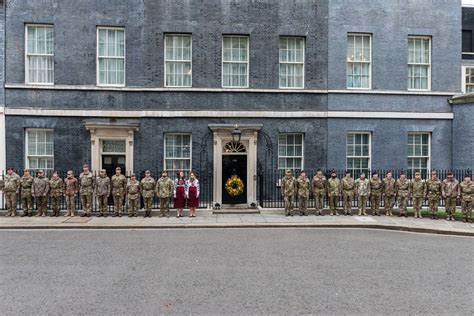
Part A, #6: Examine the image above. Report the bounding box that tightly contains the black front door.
[222,155,247,204]
[102,155,126,178]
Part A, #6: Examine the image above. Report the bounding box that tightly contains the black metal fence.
[0,169,213,212]
[257,169,472,209]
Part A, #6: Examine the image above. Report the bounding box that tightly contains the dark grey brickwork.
[327,118,454,171]
[1,0,470,173]
[5,116,91,172]
[5,116,328,174]
[452,104,474,170]
[329,0,462,92]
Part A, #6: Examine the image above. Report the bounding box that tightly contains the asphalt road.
[1,229,473,315]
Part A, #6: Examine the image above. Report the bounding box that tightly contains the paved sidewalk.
[0,209,473,236]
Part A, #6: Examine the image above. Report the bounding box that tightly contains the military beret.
[447,171,453,176]
[300,170,305,174]
[400,170,405,175]
[331,169,336,174]
[316,168,321,172]
[386,170,392,174]
[286,169,292,173]
[345,170,351,174]
[7,167,14,171]
[465,173,472,178]
[372,171,378,176]
[37,169,44,174]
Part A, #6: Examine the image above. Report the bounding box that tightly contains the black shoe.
[80,213,87,217]
[112,213,117,217]
[285,214,289,217]
[97,213,103,217]
[28,214,32,217]
[86,214,91,217]
[118,214,122,217]
[21,213,26,217]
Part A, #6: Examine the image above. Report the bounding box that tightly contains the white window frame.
[279,36,305,89]
[164,34,193,88]
[24,129,54,172]
[277,133,304,173]
[163,133,192,176]
[408,36,431,91]
[407,132,431,178]
[346,33,372,90]
[222,35,250,88]
[96,26,126,87]
[462,66,474,93]
[24,24,54,85]
[346,132,372,175]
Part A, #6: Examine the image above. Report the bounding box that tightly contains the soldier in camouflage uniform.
[156,170,174,218]
[49,172,64,217]
[395,171,410,217]
[79,165,94,217]
[442,171,459,221]
[281,169,297,216]
[63,171,78,217]
[111,167,127,217]
[370,171,382,216]
[312,169,326,216]
[355,173,370,216]
[327,169,341,216]
[426,170,442,220]
[411,171,426,219]
[382,170,396,216]
[95,169,110,217]
[20,169,34,217]
[3,168,20,216]
[341,170,355,216]
[459,173,473,223]
[127,174,140,217]
[140,170,155,217]
[296,170,310,216]
[32,170,50,217]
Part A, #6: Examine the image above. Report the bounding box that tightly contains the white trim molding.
[0,107,6,172]
[4,108,454,120]
[4,83,458,96]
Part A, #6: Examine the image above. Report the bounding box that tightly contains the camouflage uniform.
[3,172,20,216]
[311,175,326,215]
[442,178,459,220]
[281,175,297,216]
[111,174,127,216]
[411,179,426,218]
[127,179,140,217]
[327,177,341,216]
[95,175,110,216]
[140,176,156,217]
[342,175,355,215]
[396,178,410,216]
[79,172,94,215]
[32,175,50,216]
[370,177,383,215]
[156,176,174,217]
[355,178,370,216]
[296,175,310,215]
[49,177,64,216]
[426,178,442,219]
[383,177,396,216]
[459,179,473,222]
[20,175,34,216]
[63,176,78,216]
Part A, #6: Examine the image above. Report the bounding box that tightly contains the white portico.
[208,124,262,208]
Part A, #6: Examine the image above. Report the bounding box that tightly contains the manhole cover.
[62,217,91,223]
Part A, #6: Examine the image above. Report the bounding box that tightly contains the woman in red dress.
[174,171,186,217]
[186,171,200,217]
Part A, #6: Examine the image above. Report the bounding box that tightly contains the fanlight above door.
[223,141,247,153]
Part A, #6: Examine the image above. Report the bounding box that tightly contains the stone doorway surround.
[208,124,262,208]
[83,119,140,174]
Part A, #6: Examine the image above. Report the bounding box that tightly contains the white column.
[0,106,5,172]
